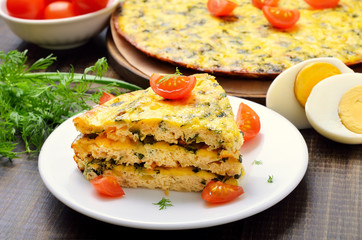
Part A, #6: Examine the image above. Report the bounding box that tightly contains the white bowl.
[0,0,120,49]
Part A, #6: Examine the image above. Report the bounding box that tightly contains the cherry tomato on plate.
[304,0,340,9]
[99,92,116,105]
[262,6,300,29]
[251,0,279,9]
[6,0,45,19]
[236,102,261,141]
[90,175,125,197]
[201,180,244,203]
[43,1,77,19]
[150,71,197,100]
[207,0,237,17]
[72,0,109,14]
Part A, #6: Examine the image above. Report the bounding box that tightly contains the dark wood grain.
[0,17,361,240]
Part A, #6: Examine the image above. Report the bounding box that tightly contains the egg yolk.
[294,62,341,107]
[338,85,362,134]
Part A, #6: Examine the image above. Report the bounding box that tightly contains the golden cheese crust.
[115,0,362,76]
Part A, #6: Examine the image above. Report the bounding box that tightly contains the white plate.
[38,96,308,230]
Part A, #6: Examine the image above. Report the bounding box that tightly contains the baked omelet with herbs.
[115,0,362,76]
[72,74,244,192]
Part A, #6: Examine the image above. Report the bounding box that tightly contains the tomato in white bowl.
[0,0,119,49]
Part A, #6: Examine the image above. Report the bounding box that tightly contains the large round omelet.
[115,0,362,77]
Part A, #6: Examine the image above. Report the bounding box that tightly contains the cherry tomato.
[150,72,196,100]
[6,0,46,19]
[251,0,279,9]
[45,0,70,4]
[99,92,115,105]
[90,175,125,197]
[236,102,261,141]
[72,0,109,14]
[262,6,300,29]
[304,0,340,9]
[43,1,77,19]
[207,0,237,17]
[201,180,244,203]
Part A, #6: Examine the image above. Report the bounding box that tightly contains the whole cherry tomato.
[6,0,46,19]
[72,0,109,14]
[43,1,77,19]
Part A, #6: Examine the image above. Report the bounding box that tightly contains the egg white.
[305,73,362,144]
[266,58,354,129]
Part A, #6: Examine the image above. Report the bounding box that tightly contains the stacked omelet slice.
[72,74,244,192]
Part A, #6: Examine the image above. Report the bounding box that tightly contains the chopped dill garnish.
[252,160,263,165]
[153,197,173,210]
[157,67,183,84]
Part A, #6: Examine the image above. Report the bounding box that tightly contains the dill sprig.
[157,67,183,85]
[0,50,142,160]
[252,160,263,165]
[153,197,173,210]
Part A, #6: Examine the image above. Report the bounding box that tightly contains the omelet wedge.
[72,74,244,192]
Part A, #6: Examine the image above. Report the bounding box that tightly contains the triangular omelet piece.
[72,74,244,192]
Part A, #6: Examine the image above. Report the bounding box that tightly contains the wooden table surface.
[0,18,361,240]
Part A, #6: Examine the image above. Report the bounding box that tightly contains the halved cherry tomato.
[201,180,244,203]
[251,0,279,9]
[304,0,340,9]
[207,0,237,17]
[72,0,109,14]
[150,72,196,100]
[90,175,125,197]
[99,92,115,105]
[236,102,261,141]
[6,0,46,19]
[43,1,77,19]
[262,6,300,29]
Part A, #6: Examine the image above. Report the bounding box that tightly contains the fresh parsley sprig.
[0,50,142,160]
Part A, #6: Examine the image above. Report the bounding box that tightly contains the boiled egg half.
[305,73,362,144]
[266,58,354,129]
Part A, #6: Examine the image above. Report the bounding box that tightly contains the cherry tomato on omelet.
[251,0,279,9]
[202,180,244,203]
[262,6,300,29]
[90,175,125,197]
[236,102,261,141]
[207,0,237,17]
[304,0,340,9]
[150,71,196,100]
